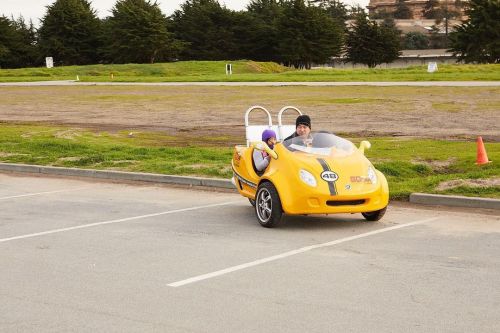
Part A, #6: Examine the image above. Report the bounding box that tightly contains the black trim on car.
[232,168,257,189]
[317,158,337,195]
[327,199,366,206]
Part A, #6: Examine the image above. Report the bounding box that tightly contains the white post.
[45,57,54,68]
[427,62,438,73]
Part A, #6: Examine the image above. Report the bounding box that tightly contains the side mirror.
[359,140,371,155]
[251,141,278,159]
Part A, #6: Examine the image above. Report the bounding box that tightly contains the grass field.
[0,61,499,82]
[0,123,498,199]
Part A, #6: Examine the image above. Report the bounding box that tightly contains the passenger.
[284,114,313,147]
[253,129,277,171]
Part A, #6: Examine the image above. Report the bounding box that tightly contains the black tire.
[362,207,387,221]
[249,198,256,207]
[255,182,283,228]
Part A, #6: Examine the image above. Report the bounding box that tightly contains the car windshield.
[282,131,356,157]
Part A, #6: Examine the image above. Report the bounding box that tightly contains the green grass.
[0,61,498,82]
[0,124,234,178]
[363,138,500,199]
[1,123,498,200]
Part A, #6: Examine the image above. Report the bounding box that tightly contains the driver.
[284,114,312,147]
[253,129,277,171]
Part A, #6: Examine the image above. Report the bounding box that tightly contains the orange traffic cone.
[476,136,491,165]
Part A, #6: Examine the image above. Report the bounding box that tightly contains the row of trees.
[0,0,498,69]
[0,0,397,69]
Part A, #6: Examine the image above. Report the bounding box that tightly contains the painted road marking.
[0,187,91,200]
[168,217,439,287]
[0,201,239,243]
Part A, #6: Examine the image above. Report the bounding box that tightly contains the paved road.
[1,173,499,332]
[1,80,499,87]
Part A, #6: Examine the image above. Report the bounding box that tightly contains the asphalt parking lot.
[1,172,499,332]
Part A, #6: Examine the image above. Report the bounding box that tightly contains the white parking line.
[0,187,91,200]
[167,217,439,287]
[0,201,239,243]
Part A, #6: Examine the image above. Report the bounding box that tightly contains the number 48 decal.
[321,171,338,182]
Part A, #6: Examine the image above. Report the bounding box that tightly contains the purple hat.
[262,129,276,142]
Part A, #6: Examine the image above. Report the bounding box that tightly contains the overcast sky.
[1,0,369,26]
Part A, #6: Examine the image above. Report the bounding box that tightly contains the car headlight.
[299,169,317,187]
[367,166,377,184]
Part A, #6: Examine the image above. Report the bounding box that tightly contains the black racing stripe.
[317,158,337,195]
[317,158,330,171]
[232,167,257,189]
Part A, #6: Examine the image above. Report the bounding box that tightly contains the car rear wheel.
[362,207,387,221]
[255,182,283,228]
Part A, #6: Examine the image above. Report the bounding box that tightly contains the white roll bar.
[277,106,302,141]
[245,105,272,127]
[244,105,273,147]
[277,106,302,125]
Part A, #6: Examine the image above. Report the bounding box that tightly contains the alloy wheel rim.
[257,188,272,223]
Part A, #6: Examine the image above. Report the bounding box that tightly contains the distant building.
[367,0,467,20]
[313,49,459,69]
[387,18,461,34]
[346,18,463,39]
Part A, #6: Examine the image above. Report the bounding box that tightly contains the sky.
[1,0,369,26]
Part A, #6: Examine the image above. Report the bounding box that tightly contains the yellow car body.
[232,132,389,226]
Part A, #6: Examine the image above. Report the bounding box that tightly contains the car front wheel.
[362,207,387,221]
[255,182,283,227]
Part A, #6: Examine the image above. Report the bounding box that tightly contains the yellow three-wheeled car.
[232,106,389,227]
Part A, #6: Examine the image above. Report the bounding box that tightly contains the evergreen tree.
[104,0,181,63]
[245,0,284,62]
[171,0,239,60]
[309,0,348,26]
[393,0,412,19]
[403,32,430,49]
[0,16,39,68]
[344,11,401,67]
[0,16,17,67]
[379,18,403,62]
[38,0,102,65]
[449,0,500,63]
[348,4,366,19]
[229,10,266,61]
[276,0,343,68]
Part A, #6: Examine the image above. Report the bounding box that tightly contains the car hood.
[276,144,371,172]
[274,144,378,193]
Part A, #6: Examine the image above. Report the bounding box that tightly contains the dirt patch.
[54,129,82,140]
[414,158,457,171]
[436,178,500,191]
[182,164,209,169]
[0,86,499,143]
[56,157,84,162]
[0,152,29,157]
